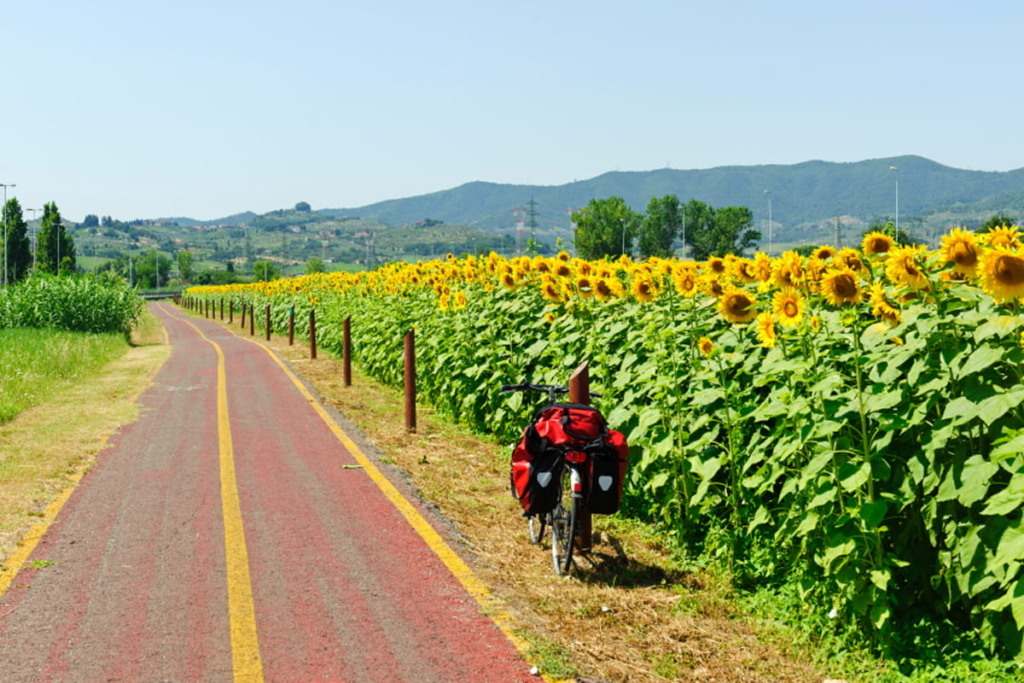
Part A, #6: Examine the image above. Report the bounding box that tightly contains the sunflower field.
[187,226,1024,658]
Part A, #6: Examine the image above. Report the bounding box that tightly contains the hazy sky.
[3,1,1021,222]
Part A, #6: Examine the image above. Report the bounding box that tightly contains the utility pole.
[526,197,539,241]
[835,217,842,249]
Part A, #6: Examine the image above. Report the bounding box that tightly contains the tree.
[2,198,32,284]
[981,212,1016,232]
[572,196,642,260]
[638,195,681,259]
[305,257,326,274]
[36,202,76,275]
[295,201,311,212]
[252,260,279,281]
[683,200,760,260]
[81,214,99,228]
[177,249,196,283]
[134,249,173,289]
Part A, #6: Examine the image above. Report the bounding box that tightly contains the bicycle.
[501,382,604,576]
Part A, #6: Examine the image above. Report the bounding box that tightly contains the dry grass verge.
[0,310,169,564]
[208,309,826,683]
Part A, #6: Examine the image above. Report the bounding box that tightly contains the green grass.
[0,328,129,423]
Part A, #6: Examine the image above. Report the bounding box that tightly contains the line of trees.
[1,200,76,284]
[571,195,760,261]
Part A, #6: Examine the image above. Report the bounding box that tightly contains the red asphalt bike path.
[0,303,532,682]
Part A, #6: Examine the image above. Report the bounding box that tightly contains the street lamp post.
[890,166,900,243]
[621,217,627,257]
[764,189,772,254]
[1,183,15,286]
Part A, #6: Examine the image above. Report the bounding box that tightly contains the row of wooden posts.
[174,293,593,547]
[178,295,419,432]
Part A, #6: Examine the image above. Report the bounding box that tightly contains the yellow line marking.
[0,313,173,601]
[180,317,264,683]
[237,336,568,681]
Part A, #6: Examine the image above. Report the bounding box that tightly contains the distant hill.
[321,155,1024,246]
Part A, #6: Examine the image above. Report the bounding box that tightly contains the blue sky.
[3,0,1021,221]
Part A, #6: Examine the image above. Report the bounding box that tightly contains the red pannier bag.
[510,403,629,516]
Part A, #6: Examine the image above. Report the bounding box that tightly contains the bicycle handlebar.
[499,382,602,399]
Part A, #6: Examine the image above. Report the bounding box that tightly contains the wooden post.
[229,300,233,323]
[240,303,246,328]
[204,300,209,318]
[249,305,255,336]
[404,329,416,432]
[265,305,271,341]
[342,316,352,387]
[220,298,224,320]
[569,361,593,552]
[309,309,317,359]
[288,307,295,346]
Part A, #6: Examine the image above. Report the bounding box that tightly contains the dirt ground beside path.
[217,313,828,683]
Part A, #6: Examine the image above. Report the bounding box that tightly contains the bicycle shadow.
[571,531,685,588]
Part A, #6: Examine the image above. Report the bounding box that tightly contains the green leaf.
[863,387,903,415]
[838,461,871,492]
[1012,578,1024,631]
[956,344,1003,380]
[995,523,1024,569]
[860,500,888,529]
[747,506,772,533]
[977,386,1024,427]
[941,396,978,427]
[822,536,856,569]
[975,315,1024,342]
[795,511,820,536]
[871,601,891,631]
[808,485,838,510]
[981,473,1024,516]
[870,568,891,592]
[957,455,1001,507]
[646,471,670,494]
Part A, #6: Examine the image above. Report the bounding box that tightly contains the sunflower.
[813,245,837,261]
[772,288,805,328]
[820,267,863,306]
[809,315,821,333]
[631,276,658,303]
[731,258,758,284]
[707,256,728,276]
[554,262,572,278]
[698,336,714,358]
[533,257,552,274]
[939,228,980,278]
[672,268,699,298]
[701,275,726,298]
[544,311,556,324]
[752,253,773,291]
[453,290,467,310]
[576,276,595,298]
[556,250,571,262]
[862,232,894,257]
[836,247,868,274]
[979,246,1024,302]
[772,251,805,289]
[885,244,930,290]
[577,261,593,276]
[500,271,518,291]
[594,278,615,301]
[540,280,563,303]
[719,288,758,324]
[869,282,902,325]
[983,225,1021,250]
[438,293,450,311]
[755,313,777,348]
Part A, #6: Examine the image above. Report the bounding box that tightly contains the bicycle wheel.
[528,514,546,544]
[550,470,577,575]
